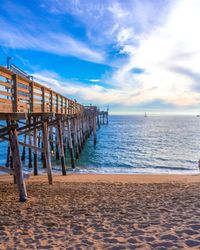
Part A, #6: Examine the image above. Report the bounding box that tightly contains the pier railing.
[0,66,84,115]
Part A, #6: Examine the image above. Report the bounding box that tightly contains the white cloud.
[106,0,200,107]
[0,18,104,64]
[88,79,100,82]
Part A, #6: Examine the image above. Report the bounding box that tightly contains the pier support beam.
[28,117,32,168]
[33,117,38,175]
[21,134,26,161]
[93,115,97,145]
[56,127,60,160]
[42,119,53,184]
[8,123,27,202]
[6,144,10,168]
[73,117,79,159]
[57,117,67,175]
[67,117,75,169]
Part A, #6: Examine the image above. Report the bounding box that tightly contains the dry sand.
[1,174,200,249]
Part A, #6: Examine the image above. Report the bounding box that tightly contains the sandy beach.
[1,174,200,249]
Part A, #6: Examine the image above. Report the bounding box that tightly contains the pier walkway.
[0,65,108,201]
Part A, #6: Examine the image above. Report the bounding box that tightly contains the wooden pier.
[0,65,108,201]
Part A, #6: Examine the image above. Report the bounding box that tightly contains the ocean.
[0,115,200,174]
[75,115,200,174]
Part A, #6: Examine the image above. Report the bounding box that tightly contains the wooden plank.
[33,91,42,97]
[33,84,42,91]
[17,80,30,88]
[18,86,30,94]
[0,70,12,80]
[17,75,30,86]
[0,98,12,104]
[19,141,44,152]
[34,103,42,107]
[0,90,12,97]
[0,106,12,113]
[18,102,28,107]
[18,94,30,100]
[0,65,84,116]
[0,80,12,88]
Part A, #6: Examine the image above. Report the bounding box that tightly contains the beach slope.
[1,174,200,249]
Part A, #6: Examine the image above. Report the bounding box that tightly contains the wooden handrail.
[0,66,84,114]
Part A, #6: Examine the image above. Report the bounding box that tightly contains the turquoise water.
[0,115,200,174]
[75,115,200,174]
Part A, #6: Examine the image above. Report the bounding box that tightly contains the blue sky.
[0,0,200,114]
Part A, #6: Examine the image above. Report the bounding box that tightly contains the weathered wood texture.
[8,124,28,202]
[0,66,83,116]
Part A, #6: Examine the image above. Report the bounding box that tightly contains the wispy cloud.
[0,5,104,64]
[88,79,100,82]
[32,71,121,105]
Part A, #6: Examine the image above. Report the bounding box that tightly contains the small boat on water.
[197,115,200,117]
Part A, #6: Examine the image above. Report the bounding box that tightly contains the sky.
[0,0,200,114]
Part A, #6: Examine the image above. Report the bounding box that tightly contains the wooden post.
[56,127,60,160]
[97,114,100,129]
[50,90,53,113]
[88,117,91,138]
[21,134,26,161]
[63,119,67,155]
[49,125,54,152]
[42,87,45,113]
[57,117,66,175]
[67,117,75,169]
[30,81,34,113]
[6,119,16,184]
[28,116,32,168]
[49,117,54,154]
[82,116,86,147]
[12,74,18,112]
[73,117,79,159]
[8,123,27,202]
[33,117,38,175]
[56,94,59,114]
[77,116,82,153]
[42,119,53,184]
[93,115,97,145]
[6,144,10,167]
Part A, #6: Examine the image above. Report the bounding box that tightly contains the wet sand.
[1,174,200,249]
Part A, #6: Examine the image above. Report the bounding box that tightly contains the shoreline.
[1,173,200,183]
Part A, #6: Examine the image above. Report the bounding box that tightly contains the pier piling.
[8,122,27,202]
[0,65,109,201]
